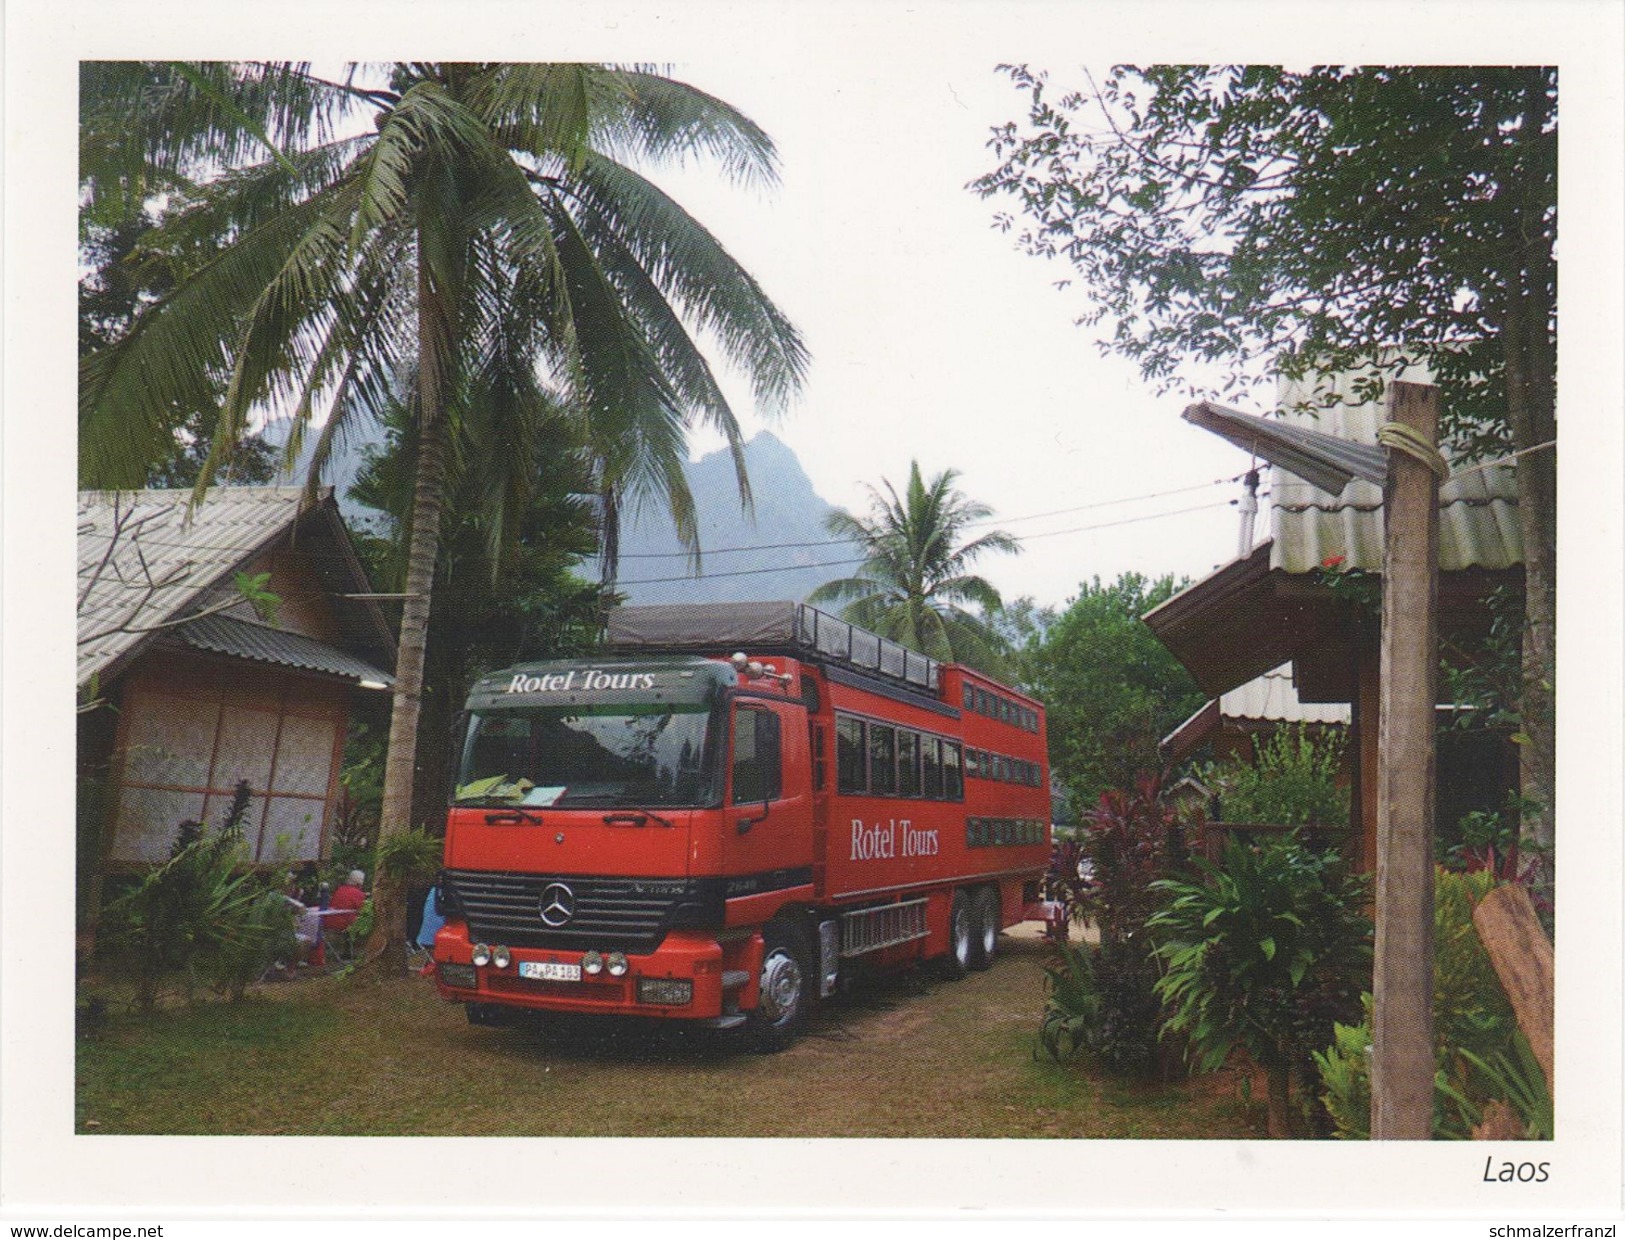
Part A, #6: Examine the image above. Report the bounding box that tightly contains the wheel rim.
[952,903,972,966]
[759,948,803,1026]
[980,903,997,957]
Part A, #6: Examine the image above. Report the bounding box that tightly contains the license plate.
[519,960,580,982]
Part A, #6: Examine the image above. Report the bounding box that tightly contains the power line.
[80,475,1253,583]
[609,498,1237,586]
[609,473,1247,559]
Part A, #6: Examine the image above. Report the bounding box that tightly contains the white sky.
[651,57,1255,610]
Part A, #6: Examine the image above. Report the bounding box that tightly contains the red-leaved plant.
[1078,772,1193,946]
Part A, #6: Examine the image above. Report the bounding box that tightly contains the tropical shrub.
[1150,834,1371,1136]
[1036,940,1101,1062]
[1035,937,1166,1077]
[100,785,292,1009]
[1035,775,1196,1077]
[1206,724,1348,828]
[1314,868,1550,1139]
[374,828,443,884]
[1078,773,1192,943]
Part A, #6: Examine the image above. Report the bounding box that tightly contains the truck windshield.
[454,704,718,809]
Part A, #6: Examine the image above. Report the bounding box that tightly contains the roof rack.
[604,601,942,694]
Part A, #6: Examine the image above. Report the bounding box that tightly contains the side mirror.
[736,798,772,834]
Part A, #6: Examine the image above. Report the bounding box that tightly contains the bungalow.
[77,487,396,885]
[1143,369,1524,872]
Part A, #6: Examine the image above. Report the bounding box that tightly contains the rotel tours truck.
[431,601,1050,1050]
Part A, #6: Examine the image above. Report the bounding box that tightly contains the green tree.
[973,65,1556,863]
[1023,573,1204,809]
[807,460,1019,671]
[79,62,807,971]
[79,215,279,487]
[347,393,607,824]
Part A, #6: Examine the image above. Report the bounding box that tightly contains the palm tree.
[79,62,808,970]
[809,461,1020,670]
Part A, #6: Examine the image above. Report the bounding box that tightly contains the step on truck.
[431,601,1051,1050]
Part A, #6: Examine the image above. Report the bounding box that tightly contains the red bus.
[431,601,1050,1050]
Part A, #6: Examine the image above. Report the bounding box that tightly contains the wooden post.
[1472,883,1555,1097]
[1371,381,1441,1139]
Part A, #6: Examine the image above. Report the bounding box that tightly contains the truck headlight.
[491,945,511,969]
[472,943,492,967]
[607,952,629,977]
[582,950,603,975]
[438,963,477,989]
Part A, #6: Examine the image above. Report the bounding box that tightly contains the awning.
[174,612,394,687]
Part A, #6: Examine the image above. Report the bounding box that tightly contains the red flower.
[1320,554,1347,569]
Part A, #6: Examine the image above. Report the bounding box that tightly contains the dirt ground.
[75,921,1265,1139]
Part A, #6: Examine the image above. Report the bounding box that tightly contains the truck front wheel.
[936,891,974,980]
[747,922,812,1053]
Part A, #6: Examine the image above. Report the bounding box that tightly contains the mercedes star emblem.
[538,882,576,927]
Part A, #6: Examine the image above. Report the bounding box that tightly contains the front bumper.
[433,920,762,1021]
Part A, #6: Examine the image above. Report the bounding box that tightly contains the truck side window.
[731,707,782,803]
[921,735,942,799]
[836,715,866,793]
[897,729,921,798]
[869,723,897,796]
[942,741,963,800]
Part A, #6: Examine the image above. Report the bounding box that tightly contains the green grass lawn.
[75,932,1266,1139]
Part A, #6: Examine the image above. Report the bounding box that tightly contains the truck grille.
[440,869,705,954]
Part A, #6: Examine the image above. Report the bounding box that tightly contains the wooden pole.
[1472,883,1555,1097]
[1371,380,1441,1139]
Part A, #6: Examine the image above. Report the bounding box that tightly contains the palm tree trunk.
[360,232,453,977]
[358,413,447,975]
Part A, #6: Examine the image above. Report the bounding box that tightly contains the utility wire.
[609,472,1247,559]
[80,473,1246,564]
[609,498,1237,587]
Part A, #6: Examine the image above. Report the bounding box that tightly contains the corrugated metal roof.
[77,486,376,688]
[176,612,393,685]
[1219,664,1350,725]
[1183,401,1386,494]
[1270,368,1523,574]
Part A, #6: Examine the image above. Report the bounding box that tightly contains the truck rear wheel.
[747,922,812,1053]
[936,890,974,980]
[971,886,1000,971]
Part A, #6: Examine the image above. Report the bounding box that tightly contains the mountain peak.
[616,432,850,605]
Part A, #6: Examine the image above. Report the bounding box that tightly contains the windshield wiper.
[601,807,675,829]
[481,806,545,825]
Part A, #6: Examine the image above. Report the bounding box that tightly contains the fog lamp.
[607,952,629,977]
[472,943,492,967]
[491,945,511,969]
[581,950,603,975]
[637,978,693,1006]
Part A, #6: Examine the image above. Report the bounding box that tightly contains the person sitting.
[327,870,367,934]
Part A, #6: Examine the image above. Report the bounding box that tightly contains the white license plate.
[519,960,581,982]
